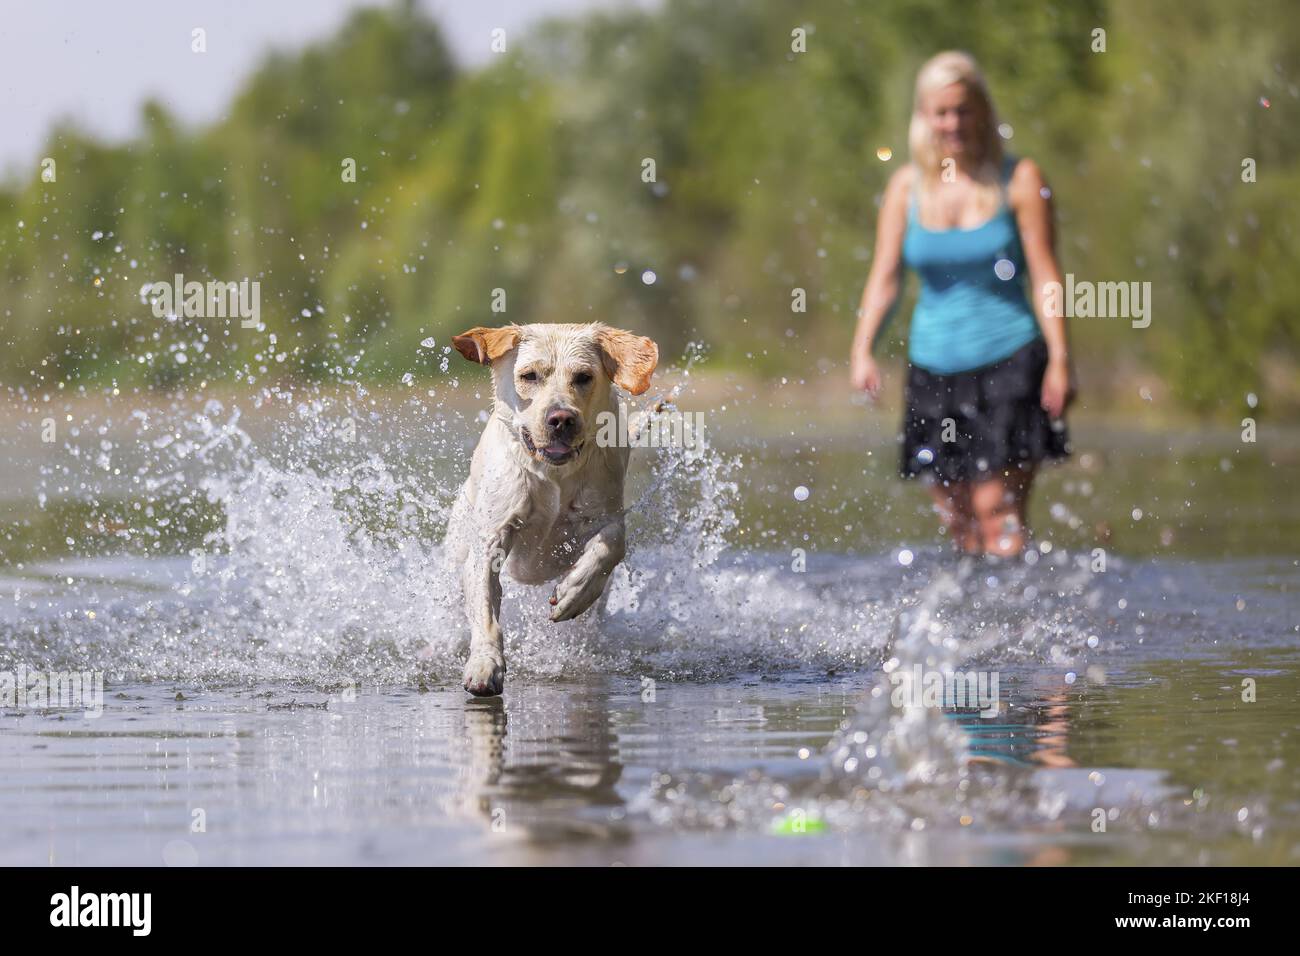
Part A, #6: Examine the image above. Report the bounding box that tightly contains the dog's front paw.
[462,649,506,697]
[549,569,605,623]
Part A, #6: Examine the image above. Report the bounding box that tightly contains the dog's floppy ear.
[596,326,659,395]
[451,325,520,365]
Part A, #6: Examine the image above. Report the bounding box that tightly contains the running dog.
[445,323,659,696]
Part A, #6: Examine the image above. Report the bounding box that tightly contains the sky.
[0,0,650,177]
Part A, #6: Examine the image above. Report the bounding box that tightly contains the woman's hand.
[1041,358,1071,419]
[851,350,882,398]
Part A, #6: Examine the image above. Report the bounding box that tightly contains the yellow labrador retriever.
[445,323,659,696]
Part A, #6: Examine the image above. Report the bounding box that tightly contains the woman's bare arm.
[850,165,912,394]
[1011,158,1072,416]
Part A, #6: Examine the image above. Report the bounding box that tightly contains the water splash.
[627,551,1189,839]
[5,363,1283,854]
[11,355,897,687]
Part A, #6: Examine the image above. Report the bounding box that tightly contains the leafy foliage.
[1,0,1296,416]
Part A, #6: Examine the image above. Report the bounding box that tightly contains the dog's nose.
[546,408,579,439]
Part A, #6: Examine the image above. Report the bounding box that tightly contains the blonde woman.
[851,51,1073,556]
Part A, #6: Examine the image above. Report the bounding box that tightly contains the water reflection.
[0,650,1295,865]
[957,683,1078,769]
[453,687,625,846]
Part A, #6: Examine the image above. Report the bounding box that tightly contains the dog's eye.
[572,372,593,387]
[519,370,538,383]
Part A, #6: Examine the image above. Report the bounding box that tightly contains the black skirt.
[900,337,1070,483]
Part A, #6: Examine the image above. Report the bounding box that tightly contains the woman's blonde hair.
[907,51,1005,219]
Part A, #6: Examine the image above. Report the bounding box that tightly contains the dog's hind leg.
[549,516,626,623]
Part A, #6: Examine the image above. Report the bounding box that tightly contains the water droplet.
[793,485,810,501]
[163,839,199,867]
[993,258,1015,280]
[876,146,893,161]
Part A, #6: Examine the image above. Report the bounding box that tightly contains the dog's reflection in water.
[452,685,627,846]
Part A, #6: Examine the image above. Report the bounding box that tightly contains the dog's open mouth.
[520,429,582,465]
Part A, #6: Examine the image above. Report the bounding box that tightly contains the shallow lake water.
[1,382,1297,865]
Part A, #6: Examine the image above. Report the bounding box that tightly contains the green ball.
[772,814,827,835]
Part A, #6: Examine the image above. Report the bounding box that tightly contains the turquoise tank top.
[901,156,1042,374]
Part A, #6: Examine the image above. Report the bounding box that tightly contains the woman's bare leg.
[925,480,980,553]
[971,466,1035,556]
